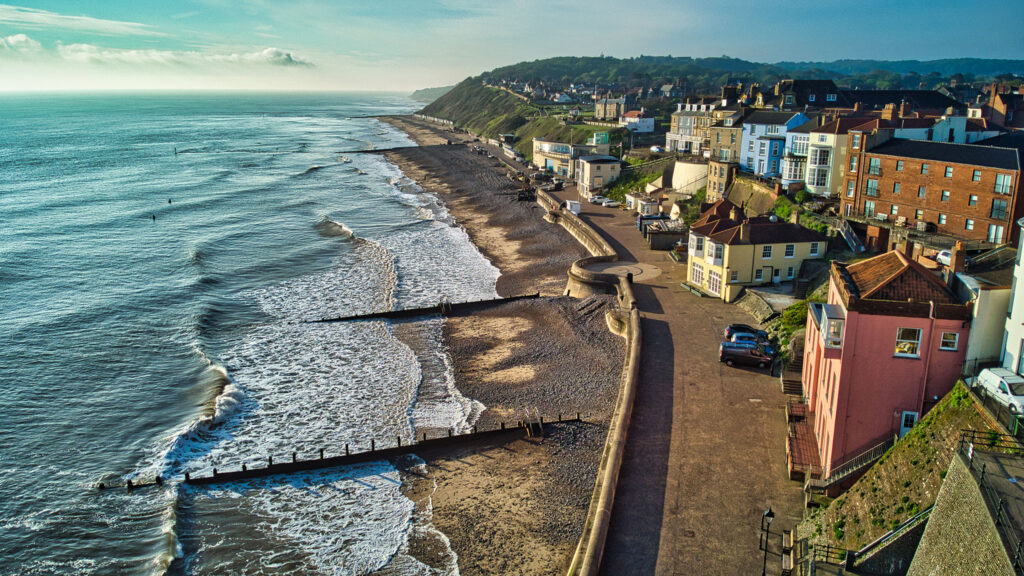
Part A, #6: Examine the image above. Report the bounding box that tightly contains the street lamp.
[761,506,775,576]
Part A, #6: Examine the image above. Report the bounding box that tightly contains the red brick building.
[841,132,1024,246]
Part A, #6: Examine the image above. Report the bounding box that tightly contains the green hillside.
[409,85,454,103]
[419,80,537,138]
[797,383,995,550]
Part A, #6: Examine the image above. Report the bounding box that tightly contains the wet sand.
[376,115,625,575]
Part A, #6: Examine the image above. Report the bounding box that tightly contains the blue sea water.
[0,93,498,575]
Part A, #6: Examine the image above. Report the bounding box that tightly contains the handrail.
[852,505,934,564]
[807,438,893,490]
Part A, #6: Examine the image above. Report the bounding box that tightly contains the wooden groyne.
[305,293,539,323]
[98,414,582,491]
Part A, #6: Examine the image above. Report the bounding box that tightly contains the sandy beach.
[376,115,625,575]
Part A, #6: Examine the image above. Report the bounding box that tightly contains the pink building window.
[895,328,922,358]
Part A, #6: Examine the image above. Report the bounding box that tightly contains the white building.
[578,155,621,198]
[619,109,654,133]
[1001,218,1024,373]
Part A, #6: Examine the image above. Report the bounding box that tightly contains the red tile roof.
[689,199,826,245]
[836,251,957,303]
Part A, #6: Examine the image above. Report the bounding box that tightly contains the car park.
[975,368,1024,413]
[589,195,609,204]
[724,324,768,340]
[719,341,773,368]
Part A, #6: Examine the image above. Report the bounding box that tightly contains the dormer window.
[809,94,816,102]
[826,94,837,102]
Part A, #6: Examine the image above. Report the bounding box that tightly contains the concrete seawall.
[536,188,644,576]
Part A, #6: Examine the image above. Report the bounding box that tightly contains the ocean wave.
[314,216,355,239]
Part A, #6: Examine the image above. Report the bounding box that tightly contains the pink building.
[792,251,972,488]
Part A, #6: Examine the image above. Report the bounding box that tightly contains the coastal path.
[551,188,803,576]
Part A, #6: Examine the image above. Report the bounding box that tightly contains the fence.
[958,431,1024,575]
[965,383,1024,444]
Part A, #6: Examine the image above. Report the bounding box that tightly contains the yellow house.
[686,199,827,302]
[578,155,621,198]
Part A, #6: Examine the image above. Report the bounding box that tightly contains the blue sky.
[0,1,1021,91]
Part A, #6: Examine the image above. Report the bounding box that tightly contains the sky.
[0,0,1021,92]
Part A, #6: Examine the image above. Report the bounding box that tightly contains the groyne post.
[345,443,350,456]
[371,439,375,451]
[319,448,324,460]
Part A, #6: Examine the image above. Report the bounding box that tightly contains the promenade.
[551,188,803,576]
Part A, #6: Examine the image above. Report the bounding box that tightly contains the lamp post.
[761,506,775,576]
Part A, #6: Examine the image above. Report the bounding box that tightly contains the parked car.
[589,195,609,204]
[935,250,952,266]
[602,200,621,208]
[731,332,770,346]
[719,341,773,369]
[975,368,1024,413]
[728,339,776,357]
[724,324,768,341]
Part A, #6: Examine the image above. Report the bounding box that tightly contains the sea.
[0,93,500,575]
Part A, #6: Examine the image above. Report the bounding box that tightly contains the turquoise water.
[0,93,497,574]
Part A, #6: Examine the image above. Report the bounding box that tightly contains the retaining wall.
[534,188,644,576]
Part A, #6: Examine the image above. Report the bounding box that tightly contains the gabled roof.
[622,110,648,119]
[689,199,826,245]
[745,110,802,125]
[865,138,1020,171]
[836,251,957,303]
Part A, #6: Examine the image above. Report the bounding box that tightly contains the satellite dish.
[770,214,778,222]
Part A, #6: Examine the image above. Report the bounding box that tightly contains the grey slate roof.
[744,111,801,125]
[866,138,1021,171]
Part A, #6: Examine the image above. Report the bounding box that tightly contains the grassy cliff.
[410,85,454,103]
[797,383,995,550]
[419,79,536,138]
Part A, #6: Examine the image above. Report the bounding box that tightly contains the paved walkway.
[554,189,804,576]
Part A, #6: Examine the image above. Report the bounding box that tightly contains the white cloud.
[55,43,312,67]
[0,32,41,52]
[0,4,167,37]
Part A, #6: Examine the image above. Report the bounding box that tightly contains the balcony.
[810,303,844,350]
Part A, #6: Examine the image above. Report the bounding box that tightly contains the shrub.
[795,189,808,203]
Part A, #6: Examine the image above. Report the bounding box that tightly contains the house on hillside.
[619,109,654,133]
[532,133,611,178]
[841,130,1024,247]
[595,98,626,120]
[685,199,826,301]
[796,250,972,491]
[740,111,810,178]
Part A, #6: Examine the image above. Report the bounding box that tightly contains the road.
[551,187,804,576]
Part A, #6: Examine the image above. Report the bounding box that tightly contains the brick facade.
[841,138,1023,245]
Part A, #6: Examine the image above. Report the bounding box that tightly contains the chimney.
[853,101,862,113]
[989,82,999,106]
[740,219,751,243]
[899,100,911,118]
[729,205,743,222]
[790,205,800,224]
[882,103,897,121]
[951,241,967,274]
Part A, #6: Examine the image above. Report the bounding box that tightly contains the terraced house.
[842,131,1024,247]
[797,251,972,491]
[685,199,826,302]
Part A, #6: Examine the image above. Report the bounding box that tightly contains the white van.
[975,367,1024,413]
[564,200,581,215]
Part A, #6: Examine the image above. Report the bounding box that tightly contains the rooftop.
[834,250,958,304]
[689,199,826,245]
[744,110,804,126]
[865,138,1021,171]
